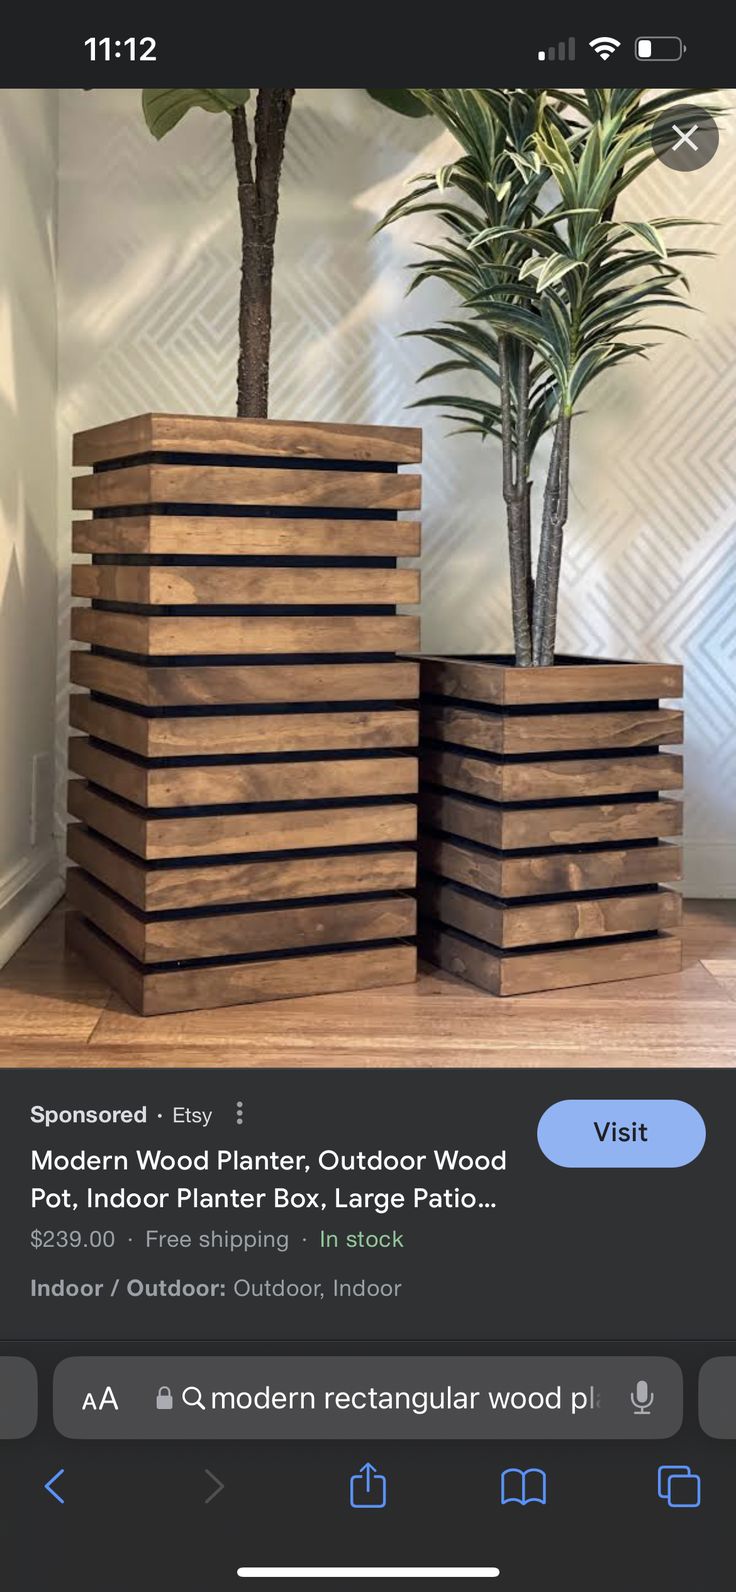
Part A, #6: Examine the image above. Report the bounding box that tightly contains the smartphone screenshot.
[0,25,734,1590]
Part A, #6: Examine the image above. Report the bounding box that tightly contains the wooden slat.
[420,655,683,706]
[423,747,683,802]
[71,609,420,656]
[421,876,681,950]
[70,654,419,707]
[72,463,421,513]
[73,413,422,467]
[421,923,682,996]
[72,516,421,557]
[68,737,418,806]
[67,825,417,912]
[420,789,683,849]
[423,703,684,755]
[420,833,682,900]
[70,696,419,758]
[72,564,420,606]
[68,781,417,859]
[66,912,417,1016]
[67,869,416,963]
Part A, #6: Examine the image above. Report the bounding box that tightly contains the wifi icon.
[589,35,621,59]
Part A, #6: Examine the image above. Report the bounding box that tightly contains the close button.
[537,1100,705,1168]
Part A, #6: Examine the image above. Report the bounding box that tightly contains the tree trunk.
[499,336,533,667]
[531,412,571,666]
[231,90,294,419]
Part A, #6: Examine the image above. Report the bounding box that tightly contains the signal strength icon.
[537,37,576,61]
[589,35,621,59]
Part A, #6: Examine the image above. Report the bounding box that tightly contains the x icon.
[671,122,699,152]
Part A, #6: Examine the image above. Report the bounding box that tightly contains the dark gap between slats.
[76,876,415,924]
[81,781,417,817]
[83,738,417,768]
[84,691,419,719]
[419,918,664,958]
[419,874,661,908]
[418,828,669,859]
[77,918,415,974]
[92,452,402,473]
[72,825,416,869]
[419,781,664,811]
[89,601,397,617]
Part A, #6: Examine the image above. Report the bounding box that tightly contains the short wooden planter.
[67,413,421,1015]
[418,656,684,995]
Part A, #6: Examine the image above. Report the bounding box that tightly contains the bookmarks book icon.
[501,1468,547,1505]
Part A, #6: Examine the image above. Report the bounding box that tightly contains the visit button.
[537,1100,705,1168]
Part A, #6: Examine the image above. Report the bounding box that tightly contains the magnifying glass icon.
[183,1386,205,1411]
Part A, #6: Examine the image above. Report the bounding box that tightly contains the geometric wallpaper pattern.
[57,88,736,893]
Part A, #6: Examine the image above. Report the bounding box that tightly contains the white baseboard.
[683,842,736,900]
[0,845,65,968]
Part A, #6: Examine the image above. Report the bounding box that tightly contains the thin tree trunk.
[499,336,532,667]
[515,345,534,634]
[532,412,571,666]
[231,90,294,419]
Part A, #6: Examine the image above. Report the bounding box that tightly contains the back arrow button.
[44,1469,65,1504]
[205,1469,224,1504]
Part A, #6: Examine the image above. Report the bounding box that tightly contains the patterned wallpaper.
[57,88,736,894]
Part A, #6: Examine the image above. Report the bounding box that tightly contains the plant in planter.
[380,88,716,995]
[66,88,430,1015]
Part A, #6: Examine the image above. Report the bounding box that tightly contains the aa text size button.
[537,1100,705,1168]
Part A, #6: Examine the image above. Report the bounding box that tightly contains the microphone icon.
[631,1378,655,1415]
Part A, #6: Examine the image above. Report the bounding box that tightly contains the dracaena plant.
[380,88,715,666]
[141,88,430,419]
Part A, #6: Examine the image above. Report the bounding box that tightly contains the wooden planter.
[418,656,684,995]
[67,413,421,1015]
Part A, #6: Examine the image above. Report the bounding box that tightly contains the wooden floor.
[0,899,735,1068]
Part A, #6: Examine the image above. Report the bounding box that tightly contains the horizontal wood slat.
[70,654,419,707]
[420,789,683,850]
[420,656,683,705]
[423,703,684,755]
[421,924,682,996]
[67,869,416,964]
[72,413,422,467]
[69,696,419,758]
[66,913,417,1016]
[72,516,421,558]
[72,463,421,513]
[423,747,683,802]
[72,564,420,607]
[71,608,420,656]
[68,781,418,860]
[420,877,681,950]
[67,825,417,912]
[420,834,683,900]
[68,737,418,806]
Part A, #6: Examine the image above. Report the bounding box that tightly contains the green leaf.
[366,89,431,118]
[142,88,250,139]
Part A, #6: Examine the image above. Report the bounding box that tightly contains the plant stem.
[231,90,294,419]
[532,411,571,666]
[499,335,533,666]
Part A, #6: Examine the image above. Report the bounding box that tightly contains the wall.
[56,88,736,895]
[0,89,63,964]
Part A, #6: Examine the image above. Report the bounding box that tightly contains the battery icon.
[635,35,686,60]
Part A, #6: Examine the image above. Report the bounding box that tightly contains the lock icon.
[156,1385,173,1412]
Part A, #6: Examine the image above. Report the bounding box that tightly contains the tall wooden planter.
[66,413,421,1015]
[418,656,684,995]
